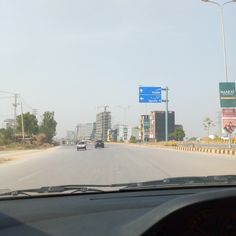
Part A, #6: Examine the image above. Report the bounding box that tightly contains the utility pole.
[20,102,25,143]
[13,93,19,140]
[0,91,19,140]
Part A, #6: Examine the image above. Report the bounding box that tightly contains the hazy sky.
[0,0,236,137]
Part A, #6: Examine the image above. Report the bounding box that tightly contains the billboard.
[219,82,236,108]
[222,119,236,134]
[222,108,236,134]
[222,108,236,117]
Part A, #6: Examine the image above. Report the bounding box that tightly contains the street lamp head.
[201,0,209,2]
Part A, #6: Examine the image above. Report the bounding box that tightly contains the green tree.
[189,137,197,141]
[169,127,185,141]
[129,136,137,143]
[16,112,39,136]
[40,111,57,143]
[203,117,215,142]
[0,127,14,145]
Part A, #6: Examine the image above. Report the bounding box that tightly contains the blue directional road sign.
[139,86,162,103]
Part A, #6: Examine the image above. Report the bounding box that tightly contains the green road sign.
[219,82,236,108]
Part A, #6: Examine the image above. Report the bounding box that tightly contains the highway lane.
[1,144,236,190]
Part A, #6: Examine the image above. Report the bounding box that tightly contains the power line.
[0,96,14,99]
[0,90,17,95]
[20,96,33,110]
[20,96,38,115]
[0,114,14,118]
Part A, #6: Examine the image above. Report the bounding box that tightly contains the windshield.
[1,0,236,195]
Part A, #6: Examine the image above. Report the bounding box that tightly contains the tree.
[129,136,137,143]
[169,127,185,141]
[16,112,39,136]
[40,111,57,143]
[0,127,14,145]
[203,117,215,141]
[189,137,197,141]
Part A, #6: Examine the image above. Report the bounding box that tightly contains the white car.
[77,141,87,151]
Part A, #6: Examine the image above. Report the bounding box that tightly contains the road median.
[108,142,236,156]
[175,146,236,156]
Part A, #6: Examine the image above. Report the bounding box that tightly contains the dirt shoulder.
[0,143,54,151]
[0,145,58,164]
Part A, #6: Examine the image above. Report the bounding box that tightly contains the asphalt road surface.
[1,143,236,190]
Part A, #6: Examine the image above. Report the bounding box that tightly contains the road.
[1,143,236,190]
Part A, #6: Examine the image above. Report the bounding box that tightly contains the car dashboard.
[0,186,236,236]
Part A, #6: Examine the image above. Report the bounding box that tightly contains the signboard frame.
[139,86,162,104]
[219,82,236,108]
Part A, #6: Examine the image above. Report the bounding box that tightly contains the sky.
[0,0,236,138]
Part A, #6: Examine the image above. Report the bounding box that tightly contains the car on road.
[95,140,104,148]
[77,141,87,151]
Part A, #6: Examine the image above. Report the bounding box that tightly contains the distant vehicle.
[95,140,104,148]
[77,141,87,151]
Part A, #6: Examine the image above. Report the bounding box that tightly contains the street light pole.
[162,87,169,142]
[220,5,228,82]
[202,0,236,147]
[201,0,236,82]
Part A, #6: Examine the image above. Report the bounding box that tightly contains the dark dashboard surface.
[0,187,236,236]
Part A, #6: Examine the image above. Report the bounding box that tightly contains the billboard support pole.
[229,133,232,149]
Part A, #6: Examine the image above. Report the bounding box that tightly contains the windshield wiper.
[2,175,236,197]
[0,184,121,197]
[121,175,236,190]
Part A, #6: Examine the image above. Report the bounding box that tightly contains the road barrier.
[175,146,236,156]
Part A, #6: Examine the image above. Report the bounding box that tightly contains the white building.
[114,124,132,142]
[76,123,96,141]
[65,130,75,144]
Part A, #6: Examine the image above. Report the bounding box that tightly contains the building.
[114,124,131,142]
[76,123,96,141]
[95,111,111,141]
[65,131,75,144]
[149,111,175,141]
[107,129,118,142]
[139,115,150,142]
